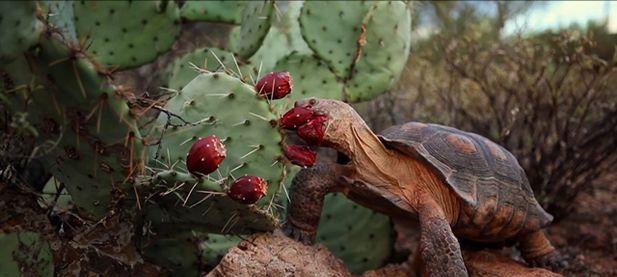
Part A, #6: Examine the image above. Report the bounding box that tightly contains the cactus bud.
[255,71,292,99]
[284,145,317,167]
[280,106,314,129]
[297,115,327,145]
[228,175,268,204]
[186,135,226,177]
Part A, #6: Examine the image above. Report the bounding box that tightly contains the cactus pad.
[0,231,54,277]
[180,1,244,24]
[316,193,393,274]
[41,1,77,42]
[73,1,180,69]
[299,1,371,78]
[233,1,274,59]
[345,1,412,102]
[167,48,253,91]
[26,37,145,218]
[273,53,344,109]
[0,1,43,63]
[144,170,278,234]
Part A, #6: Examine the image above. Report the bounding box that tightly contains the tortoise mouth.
[336,151,351,165]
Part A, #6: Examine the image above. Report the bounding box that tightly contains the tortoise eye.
[309,98,317,105]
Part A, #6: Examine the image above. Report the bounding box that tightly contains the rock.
[206,230,350,277]
[463,250,563,277]
[207,230,563,277]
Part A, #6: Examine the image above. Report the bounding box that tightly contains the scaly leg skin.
[417,198,469,277]
[283,163,345,244]
[518,230,563,272]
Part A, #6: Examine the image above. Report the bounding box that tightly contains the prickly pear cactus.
[0,1,43,63]
[297,1,412,102]
[40,1,77,42]
[180,1,244,24]
[73,1,181,69]
[232,1,274,59]
[0,231,54,277]
[5,36,146,218]
[345,1,412,101]
[148,71,285,234]
[316,193,393,274]
[247,1,311,73]
[143,170,278,234]
[299,1,371,78]
[167,48,253,91]
[273,53,344,108]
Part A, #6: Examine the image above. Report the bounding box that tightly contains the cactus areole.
[186,135,227,177]
[283,98,562,275]
[228,175,268,204]
[255,71,292,99]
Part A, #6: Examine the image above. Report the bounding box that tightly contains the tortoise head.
[284,98,370,157]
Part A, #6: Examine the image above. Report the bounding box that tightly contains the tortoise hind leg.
[518,230,563,272]
[417,197,469,276]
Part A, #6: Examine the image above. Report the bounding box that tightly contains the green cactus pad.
[0,1,43,63]
[142,233,200,277]
[73,1,180,69]
[345,1,412,102]
[25,37,146,218]
[299,1,371,78]
[201,234,241,266]
[316,193,393,274]
[41,1,77,42]
[168,48,253,91]
[0,232,54,277]
[144,170,278,234]
[273,53,344,110]
[180,1,244,24]
[248,1,311,73]
[151,72,285,233]
[233,1,274,59]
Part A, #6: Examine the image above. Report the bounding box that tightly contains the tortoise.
[282,98,561,276]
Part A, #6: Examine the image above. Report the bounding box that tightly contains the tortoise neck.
[348,123,399,183]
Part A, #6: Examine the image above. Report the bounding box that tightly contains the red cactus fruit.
[280,106,314,129]
[255,71,292,99]
[297,115,327,145]
[228,175,268,204]
[284,145,317,167]
[186,135,226,177]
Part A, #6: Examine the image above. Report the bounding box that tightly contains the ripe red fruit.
[228,175,268,204]
[255,72,292,99]
[297,115,327,145]
[186,135,226,177]
[284,145,317,167]
[280,106,314,129]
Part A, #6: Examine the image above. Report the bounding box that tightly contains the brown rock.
[206,230,350,277]
[463,250,563,277]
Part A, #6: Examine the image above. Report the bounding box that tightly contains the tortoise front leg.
[417,197,468,277]
[283,163,345,244]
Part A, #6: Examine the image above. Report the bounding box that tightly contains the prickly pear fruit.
[284,145,317,167]
[186,135,226,177]
[280,106,314,129]
[256,72,292,99]
[228,175,268,204]
[297,115,327,145]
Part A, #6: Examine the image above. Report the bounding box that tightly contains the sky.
[504,1,617,35]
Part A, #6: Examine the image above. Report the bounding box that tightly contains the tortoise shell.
[378,122,553,239]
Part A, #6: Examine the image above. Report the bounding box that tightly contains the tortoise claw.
[282,222,315,245]
[527,250,564,273]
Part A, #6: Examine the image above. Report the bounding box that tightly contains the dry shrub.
[386,32,617,220]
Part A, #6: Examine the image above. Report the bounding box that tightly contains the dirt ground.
[548,174,617,276]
